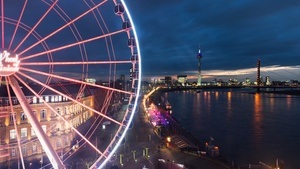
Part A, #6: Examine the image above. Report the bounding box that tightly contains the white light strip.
[98,0,142,168]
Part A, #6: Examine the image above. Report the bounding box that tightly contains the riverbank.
[156,86,300,96]
[146,89,233,169]
[148,87,286,169]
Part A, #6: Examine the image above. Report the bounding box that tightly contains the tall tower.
[256,59,261,86]
[197,47,203,86]
[256,59,261,92]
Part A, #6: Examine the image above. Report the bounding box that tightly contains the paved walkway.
[105,103,230,169]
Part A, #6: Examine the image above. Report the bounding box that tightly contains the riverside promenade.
[105,88,231,169]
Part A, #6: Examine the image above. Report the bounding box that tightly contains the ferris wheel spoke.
[1,0,4,48]
[1,1,141,168]
[19,67,133,95]
[8,76,65,169]
[16,71,124,127]
[13,0,58,52]
[13,74,106,158]
[8,0,28,50]
[92,120,125,167]
[5,77,26,169]
[20,28,126,61]
[20,60,131,66]
[18,0,108,56]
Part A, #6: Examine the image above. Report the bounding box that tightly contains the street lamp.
[119,154,124,166]
[142,147,150,158]
[131,150,137,162]
[166,137,171,148]
[145,147,149,158]
[167,137,171,142]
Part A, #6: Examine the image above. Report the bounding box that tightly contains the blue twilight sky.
[125,0,300,82]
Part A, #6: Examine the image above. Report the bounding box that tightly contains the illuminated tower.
[257,59,261,86]
[197,47,203,86]
[256,59,261,92]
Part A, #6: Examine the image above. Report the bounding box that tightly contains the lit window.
[33,96,37,104]
[13,99,18,105]
[20,112,27,121]
[31,128,36,137]
[41,110,46,119]
[51,96,55,102]
[58,96,62,102]
[45,96,49,102]
[21,128,27,138]
[9,113,16,122]
[39,96,44,103]
[55,96,59,102]
[56,108,61,115]
[42,125,47,133]
[10,129,16,139]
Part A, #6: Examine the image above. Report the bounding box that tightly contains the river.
[163,88,300,168]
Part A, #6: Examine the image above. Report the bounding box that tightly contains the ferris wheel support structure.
[8,76,65,169]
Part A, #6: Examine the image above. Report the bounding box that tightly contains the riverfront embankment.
[109,87,232,169]
[147,87,287,169]
[157,86,300,96]
[147,89,233,168]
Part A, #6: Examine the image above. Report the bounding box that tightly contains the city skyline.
[126,0,300,81]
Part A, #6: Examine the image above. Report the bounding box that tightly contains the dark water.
[164,88,300,168]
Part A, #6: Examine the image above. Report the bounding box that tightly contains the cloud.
[126,0,300,81]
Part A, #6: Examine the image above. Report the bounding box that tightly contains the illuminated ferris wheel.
[0,0,141,169]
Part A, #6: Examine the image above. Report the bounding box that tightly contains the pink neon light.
[1,0,4,49]
[14,0,58,52]
[20,60,131,65]
[8,0,28,50]
[16,71,124,126]
[5,77,26,169]
[18,0,108,56]
[63,91,114,161]
[14,74,106,158]
[9,76,65,169]
[20,29,126,61]
[19,67,133,95]
[0,50,20,76]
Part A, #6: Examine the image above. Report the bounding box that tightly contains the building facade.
[0,92,94,164]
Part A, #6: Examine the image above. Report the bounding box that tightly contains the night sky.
[126,0,300,82]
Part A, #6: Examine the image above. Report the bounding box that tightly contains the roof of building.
[0,82,92,98]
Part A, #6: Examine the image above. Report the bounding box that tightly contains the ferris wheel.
[0,0,141,169]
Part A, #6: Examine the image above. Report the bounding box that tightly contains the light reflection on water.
[165,89,300,168]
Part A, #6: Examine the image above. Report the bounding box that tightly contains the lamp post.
[145,147,149,158]
[132,150,137,162]
[166,136,171,148]
[119,154,124,166]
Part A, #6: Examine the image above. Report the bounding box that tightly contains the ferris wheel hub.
[0,50,20,76]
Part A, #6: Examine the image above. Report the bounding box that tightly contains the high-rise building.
[266,76,271,86]
[177,75,187,86]
[257,59,261,86]
[197,47,203,86]
[164,77,172,87]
